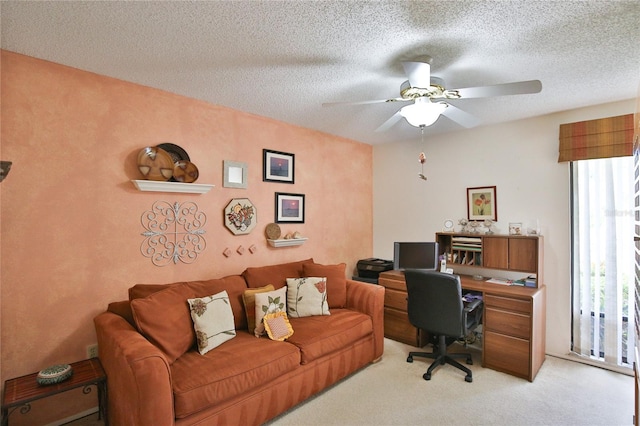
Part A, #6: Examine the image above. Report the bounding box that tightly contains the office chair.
[405,270,483,383]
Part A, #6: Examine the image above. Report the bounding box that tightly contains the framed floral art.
[467,186,497,221]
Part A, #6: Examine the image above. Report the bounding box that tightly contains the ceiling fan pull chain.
[418,125,427,181]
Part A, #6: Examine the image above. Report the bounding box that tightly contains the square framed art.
[467,186,497,221]
[275,192,305,223]
[263,149,294,184]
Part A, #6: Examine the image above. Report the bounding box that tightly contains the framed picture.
[224,198,257,235]
[509,222,523,235]
[467,186,497,221]
[223,160,248,189]
[263,149,294,183]
[275,192,305,223]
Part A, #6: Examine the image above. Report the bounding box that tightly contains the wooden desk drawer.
[485,307,531,339]
[384,288,408,311]
[379,277,406,291]
[384,307,422,347]
[484,294,531,313]
[484,330,530,379]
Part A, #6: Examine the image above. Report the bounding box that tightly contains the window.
[571,156,635,368]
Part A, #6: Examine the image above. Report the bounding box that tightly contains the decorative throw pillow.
[242,284,275,333]
[302,263,347,308]
[253,287,287,337]
[286,277,330,318]
[130,283,197,364]
[263,311,294,341]
[187,290,236,355]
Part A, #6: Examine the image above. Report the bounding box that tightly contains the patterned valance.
[558,113,634,162]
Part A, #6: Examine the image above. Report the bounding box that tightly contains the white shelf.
[267,237,308,248]
[132,180,214,194]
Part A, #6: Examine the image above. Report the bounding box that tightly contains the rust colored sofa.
[94,259,385,425]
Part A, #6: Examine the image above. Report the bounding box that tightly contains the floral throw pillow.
[187,290,236,355]
[254,287,287,337]
[286,277,330,318]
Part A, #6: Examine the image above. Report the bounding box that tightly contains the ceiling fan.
[323,57,542,132]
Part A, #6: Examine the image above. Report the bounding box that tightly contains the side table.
[1,358,107,426]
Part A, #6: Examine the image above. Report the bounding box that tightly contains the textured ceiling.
[2,1,639,145]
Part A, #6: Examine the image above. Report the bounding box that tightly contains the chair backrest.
[404,269,464,338]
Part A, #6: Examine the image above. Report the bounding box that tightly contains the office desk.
[378,270,546,382]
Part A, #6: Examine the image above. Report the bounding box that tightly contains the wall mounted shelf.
[267,238,308,248]
[132,180,214,194]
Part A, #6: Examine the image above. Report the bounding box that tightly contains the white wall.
[372,99,636,357]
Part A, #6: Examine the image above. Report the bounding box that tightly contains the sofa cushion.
[171,332,301,419]
[129,275,249,362]
[254,287,287,336]
[130,283,197,364]
[188,290,236,355]
[242,284,275,333]
[286,277,330,317]
[303,263,347,308]
[242,258,314,289]
[287,309,372,364]
[129,281,184,300]
[107,300,135,327]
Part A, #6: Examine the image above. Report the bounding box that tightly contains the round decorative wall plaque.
[265,223,282,240]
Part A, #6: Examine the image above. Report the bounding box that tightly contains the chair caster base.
[407,356,413,363]
[423,373,431,381]
[466,357,473,365]
[465,375,473,383]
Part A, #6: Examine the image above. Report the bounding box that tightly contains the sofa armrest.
[94,311,175,426]
[345,279,385,360]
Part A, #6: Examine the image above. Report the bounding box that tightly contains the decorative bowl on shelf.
[137,146,174,181]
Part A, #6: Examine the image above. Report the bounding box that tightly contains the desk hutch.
[379,233,546,382]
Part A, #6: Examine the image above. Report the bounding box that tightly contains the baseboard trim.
[547,352,633,376]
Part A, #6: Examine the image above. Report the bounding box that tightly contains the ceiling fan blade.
[402,61,431,89]
[455,80,542,99]
[441,103,481,128]
[322,97,409,107]
[375,111,404,132]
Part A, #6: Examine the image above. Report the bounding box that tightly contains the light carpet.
[266,338,633,426]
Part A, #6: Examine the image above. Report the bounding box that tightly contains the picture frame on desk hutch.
[467,186,497,221]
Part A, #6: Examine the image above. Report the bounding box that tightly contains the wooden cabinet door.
[508,238,538,272]
[483,237,508,269]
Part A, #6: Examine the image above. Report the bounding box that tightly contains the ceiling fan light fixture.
[399,98,447,127]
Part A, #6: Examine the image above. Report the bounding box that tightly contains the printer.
[354,258,394,283]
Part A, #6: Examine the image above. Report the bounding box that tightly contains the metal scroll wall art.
[141,201,207,266]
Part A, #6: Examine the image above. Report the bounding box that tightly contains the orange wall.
[0,49,372,398]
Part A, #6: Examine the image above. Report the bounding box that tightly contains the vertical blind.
[563,113,635,368]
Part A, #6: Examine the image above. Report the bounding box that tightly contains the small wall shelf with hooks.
[132,180,214,194]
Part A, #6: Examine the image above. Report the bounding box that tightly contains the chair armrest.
[94,311,175,426]
[346,279,385,360]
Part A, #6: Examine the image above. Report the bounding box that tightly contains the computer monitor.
[393,242,439,271]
